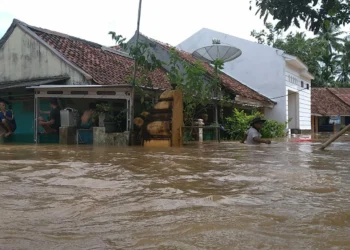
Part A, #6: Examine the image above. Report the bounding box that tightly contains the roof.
[0,76,70,90]
[0,19,170,89]
[328,88,350,106]
[312,88,350,116]
[142,34,275,106]
[283,53,314,80]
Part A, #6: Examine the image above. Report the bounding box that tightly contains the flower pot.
[104,121,117,133]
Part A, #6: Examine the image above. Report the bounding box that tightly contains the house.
[177,28,314,133]
[0,19,170,144]
[312,88,350,132]
[0,19,274,144]
[126,33,275,126]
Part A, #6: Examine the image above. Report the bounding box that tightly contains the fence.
[181,126,220,143]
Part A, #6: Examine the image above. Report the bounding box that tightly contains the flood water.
[1,138,350,250]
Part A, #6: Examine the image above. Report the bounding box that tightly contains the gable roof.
[328,88,350,106]
[141,34,275,106]
[312,88,350,116]
[0,19,170,89]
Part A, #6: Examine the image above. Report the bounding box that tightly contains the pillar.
[129,87,135,146]
[315,116,319,134]
[171,89,183,147]
[311,115,315,134]
[34,96,39,144]
[214,103,218,140]
[198,119,204,143]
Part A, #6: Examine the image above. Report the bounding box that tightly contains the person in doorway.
[39,98,61,134]
[80,103,97,129]
[241,117,271,145]
[0,101,17,137]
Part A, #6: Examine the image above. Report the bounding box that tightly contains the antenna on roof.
[192,39,242,64]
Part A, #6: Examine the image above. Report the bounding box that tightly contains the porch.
[28,84,133,145]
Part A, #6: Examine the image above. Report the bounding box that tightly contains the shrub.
[225,109,261,140]
[260,119,287,138]
[224,108,287,140]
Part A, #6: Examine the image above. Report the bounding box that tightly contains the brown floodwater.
[1,137,350,250]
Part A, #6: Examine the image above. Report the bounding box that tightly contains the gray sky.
[0,0,288,47]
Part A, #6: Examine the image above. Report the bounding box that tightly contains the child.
[241,117,271,145]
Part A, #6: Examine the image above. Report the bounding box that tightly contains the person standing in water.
[38,98,61,134]
[0,101,17,137]
[241,117,271,145]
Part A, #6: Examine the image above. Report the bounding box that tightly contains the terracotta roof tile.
[146,37,275,105]
[27,27,170,89]
[328,88,350,106]
[312,88,350,116]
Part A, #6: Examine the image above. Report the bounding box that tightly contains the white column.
[198,119,204,143]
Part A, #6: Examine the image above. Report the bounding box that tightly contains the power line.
[269,87,308,100]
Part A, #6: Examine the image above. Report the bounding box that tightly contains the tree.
[318,50,341,85]
[110,32,222,124]
[251,24,328,86]
[167,47,220,125]
[251,22,350,87]
[336,37,350,85]
[317,24,345,52]
[109,32,163,110]
[250,0,350,34]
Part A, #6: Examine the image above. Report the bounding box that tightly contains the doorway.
[288,90,299,129]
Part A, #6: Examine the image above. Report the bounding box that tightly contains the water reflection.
[0,140,349,249]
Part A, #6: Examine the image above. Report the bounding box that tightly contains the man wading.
[241,117,271,145]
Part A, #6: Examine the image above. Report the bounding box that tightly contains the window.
[301,81,304,88]
[306,84,310,89]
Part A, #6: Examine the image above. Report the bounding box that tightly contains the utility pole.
[130,0,142,145]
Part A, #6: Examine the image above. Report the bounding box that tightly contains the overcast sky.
[1,0,302,47]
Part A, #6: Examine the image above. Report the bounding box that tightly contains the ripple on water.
[0,142,349,249]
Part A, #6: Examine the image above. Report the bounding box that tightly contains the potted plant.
[201,113,208,122]
[96,103,118,133]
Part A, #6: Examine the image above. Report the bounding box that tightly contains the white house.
[178,28,314,133]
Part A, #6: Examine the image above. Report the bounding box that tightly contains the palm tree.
[318,24,346,53]
[336,37,350,86]
[319,50,341,85]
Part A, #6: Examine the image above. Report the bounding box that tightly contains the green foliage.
[168,47,219,125]
[109,32,163,111]
[260,120,287,138]
[225,108,287,140]
[251,23,350,87]
[95,103,115,122]
[250,0,350,34]
[109,33,229,124]
[225,109,259,140]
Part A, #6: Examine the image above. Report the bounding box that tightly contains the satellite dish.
[192,38,242,64]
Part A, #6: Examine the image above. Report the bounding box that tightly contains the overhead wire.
[269,87,309,100]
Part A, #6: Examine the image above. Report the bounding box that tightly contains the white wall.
[285,66,311,130]
[0,26,86,84]
[178,28,287,123]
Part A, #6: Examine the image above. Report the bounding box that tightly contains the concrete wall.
[285,65,311,130]
[0,26,86,84]
[177,28,289,123]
